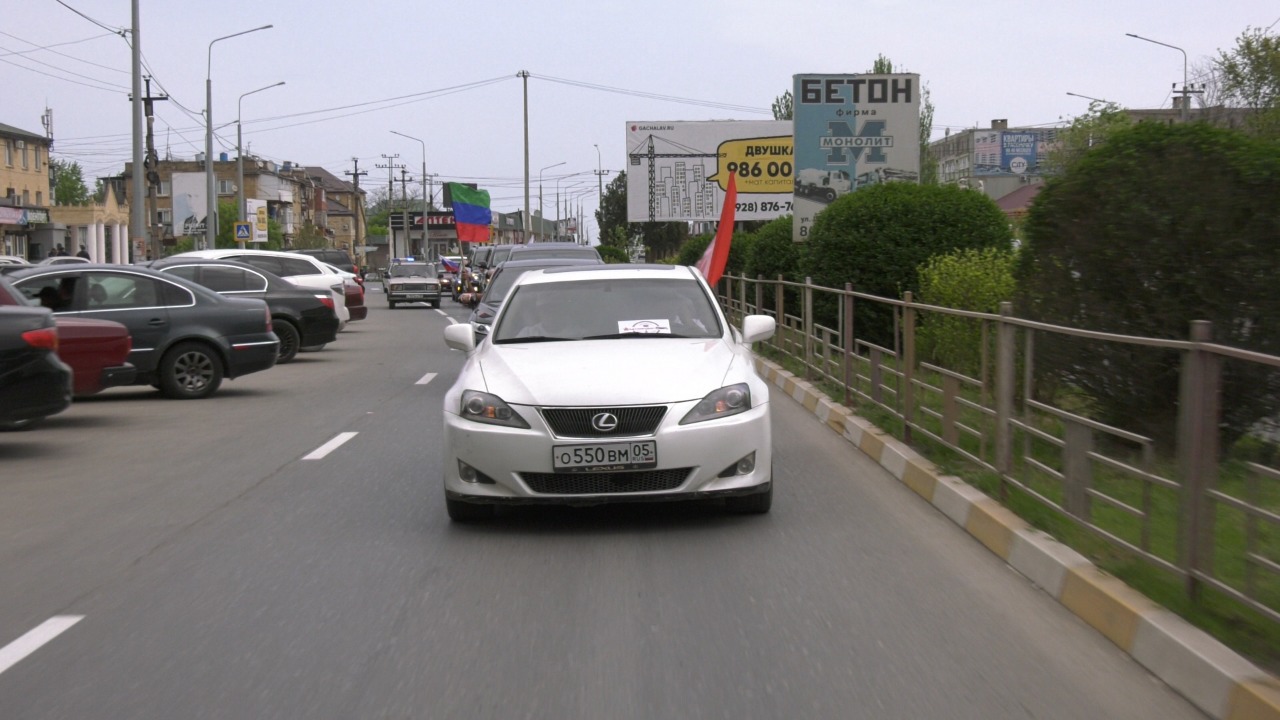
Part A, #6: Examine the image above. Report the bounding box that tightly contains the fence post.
[994,301,1015,485]
[738,273,747,323]
[1062,419,1094,522]
[902,291,916,444]
[1177,320,1220,603]
[803,277,814,381]
[755,275,763,317]
[775,275,785,353]
[843,282,854,406]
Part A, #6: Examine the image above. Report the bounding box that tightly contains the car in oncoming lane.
[440,264,776,521]
[8,264,278,399]
[148,258,340,363]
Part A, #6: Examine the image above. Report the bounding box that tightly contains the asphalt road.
[0,290,1205,719]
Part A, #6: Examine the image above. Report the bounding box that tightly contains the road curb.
[754,356,1280,720]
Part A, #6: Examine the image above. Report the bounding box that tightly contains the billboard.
[245,199,268,243]
[973,130,1040,176]
[626,120,793,223]
[792,73,921,241]
[171,172,208,238]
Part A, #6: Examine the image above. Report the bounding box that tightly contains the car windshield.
[390,263,434,278]
[483,266,546,304]
[492,277,721,343]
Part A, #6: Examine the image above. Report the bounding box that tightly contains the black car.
[505,242,602,263]
[466,257,604,341]
[0,305,72,429]
[291,249,357,276]
[8,264,279,399]
[148,258,340,363]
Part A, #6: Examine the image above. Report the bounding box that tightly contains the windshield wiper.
[582,332,696,339]
[495,335,580,344]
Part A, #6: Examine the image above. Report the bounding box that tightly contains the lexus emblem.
[591,412,619,433]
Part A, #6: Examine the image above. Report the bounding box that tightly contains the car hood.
[476,338,743,406]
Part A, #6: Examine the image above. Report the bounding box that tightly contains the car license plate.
[405,294,424,299]
[552,440,657,472]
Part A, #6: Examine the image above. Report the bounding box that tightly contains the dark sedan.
[148,258,340,363]
[9,264,278,399]
[466,257,604,341]
[0,305,72,429]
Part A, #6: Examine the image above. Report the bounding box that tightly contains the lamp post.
[206,23,273,250]
[1065,91,1112,104]
[237,81,285,245]
[593,143,610,205]
[537,161,565,239]
[390,130,429,256]
[1125,32,1188,122]
[555,171,592,237]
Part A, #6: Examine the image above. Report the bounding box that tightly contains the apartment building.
[0,122,53,259]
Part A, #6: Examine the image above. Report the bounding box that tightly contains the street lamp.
[390,130,429,256]
[1125,32,1188,122]
[1065,91,1113,105]
[537,161,565,238]
[206,23,274,250]
[555,170,592,236]
[237,81,285,242]
[593,143,610,206]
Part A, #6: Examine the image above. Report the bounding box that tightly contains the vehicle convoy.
[0,305,72,430]
[794,168,852,203]
[384,261,442,308]
[8,264,278,400]
[465,257,604,340]
[440,264,777,521]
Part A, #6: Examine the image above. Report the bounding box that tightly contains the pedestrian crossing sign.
[234,222,252,241]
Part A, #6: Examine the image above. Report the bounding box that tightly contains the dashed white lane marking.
[303,432,358,460]
[0,616,84,676]
[434,308,450,318]
[416,372,438,386]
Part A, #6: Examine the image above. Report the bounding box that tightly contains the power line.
[530,73,771,115]
[0,31,118,59]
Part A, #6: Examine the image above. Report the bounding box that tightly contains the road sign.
[234,222,252,241]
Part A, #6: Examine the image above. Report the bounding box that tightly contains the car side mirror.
[741,315,776,344]
[444,323,476,352]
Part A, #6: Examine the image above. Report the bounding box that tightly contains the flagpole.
[520,70,531,242]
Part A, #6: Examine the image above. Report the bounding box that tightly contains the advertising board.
[245,199,268,243]
[171,172,207,238]
[625,120,793,223]
[792,73,921,242]
[973,130,1040,176]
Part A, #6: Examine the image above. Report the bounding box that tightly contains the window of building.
[157,209,172,224]
[22,189,30,204]
[35,191,42,206]
[217,179,235,195]
[157,181,170,197]
[33,147,41,171]
[3,140,10,167]
[21,144,29,169]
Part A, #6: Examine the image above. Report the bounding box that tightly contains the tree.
[51,159,90,206]
[743,215,799,281]
[1215,25,1280,137]
[1044,100,1131,174]
[772,91,792,121]
[916,247,1017,376]
[801,183,1013,347]
[595,172,628,247]
[595,245,630,264]
[595,171,690,259]
[1017,121,1280,448]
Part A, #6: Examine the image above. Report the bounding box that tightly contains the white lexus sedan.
[441,264,776,521]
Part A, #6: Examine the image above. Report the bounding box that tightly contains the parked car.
[169,249,350,330]
[384,261,442,308]
[0,276,135,397]
[0,305,72,430]
[149,258,340,363]
[439,264,776,521]
[466,257,604,341]
[8,264,278,399]
[0,255,28,265]
[291,248,357,276]
[505,242,602,263]
[322,263,366,321]
[37,256,92,266]
[0,263,36,276]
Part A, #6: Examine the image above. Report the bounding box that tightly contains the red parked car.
[0,276,135,396]
[342,276,367,321]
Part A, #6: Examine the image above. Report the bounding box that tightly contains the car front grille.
[540,406,667,438]
[520,468,692,495]
[397,282,437,292]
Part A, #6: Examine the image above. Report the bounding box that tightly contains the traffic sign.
[234,222,252,241]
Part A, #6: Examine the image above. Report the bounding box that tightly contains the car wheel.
[388,300,396,309]
[725,483,772,514]
[431,300,440,308]
[446,497,495,522]
[158,342,223,399]
[0,417,41,432]
[299,344,326,352]
[274,320,301,364]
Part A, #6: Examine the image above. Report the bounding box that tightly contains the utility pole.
[377,154,402,258]
[129,0,145,262]
[140,76,168,261]
[398,167,412,256]
[345,157,368,271]
[519,70,530,242]
[423,173,439,210]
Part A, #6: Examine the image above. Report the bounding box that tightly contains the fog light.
[458,460,478,483]
[736,452,756,475]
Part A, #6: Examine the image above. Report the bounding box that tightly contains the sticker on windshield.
[618,319,671,334]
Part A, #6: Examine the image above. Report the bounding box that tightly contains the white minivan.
[170,249,350,329]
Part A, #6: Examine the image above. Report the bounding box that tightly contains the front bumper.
[442,399,771,504]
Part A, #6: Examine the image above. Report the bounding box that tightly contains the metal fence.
[718,273,1280,624]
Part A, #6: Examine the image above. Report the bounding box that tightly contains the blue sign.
[234,222,252,241]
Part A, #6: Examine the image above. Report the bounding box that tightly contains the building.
[304,166,367,265]
[0,122,54,259]
[47,178,133,262]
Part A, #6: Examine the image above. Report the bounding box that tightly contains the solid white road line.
[303,432,358,460]
[416,372,438,386]
[435,308,449,318]
[0,615,84,676]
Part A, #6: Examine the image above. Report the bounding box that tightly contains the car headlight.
[460,390,530,428]
[679,383,751,425]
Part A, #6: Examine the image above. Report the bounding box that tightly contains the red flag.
[695,172,737,286]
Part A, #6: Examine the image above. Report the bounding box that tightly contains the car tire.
[299,344,326,352]
[446,497,495,522]
[388,300,397,309]
[0,417,41,432]
[725,483,772,514]
[274,320,301,364]
[158,342,223,399]
[431,300,440,308]
[823,188,836,202]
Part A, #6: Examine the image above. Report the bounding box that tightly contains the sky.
[6,0,1277,242]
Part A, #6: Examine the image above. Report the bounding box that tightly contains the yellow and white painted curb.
[756,357,1280,720]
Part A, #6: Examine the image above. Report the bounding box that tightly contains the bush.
[595,245,630,264]
[801,183,1013,347]
[676,234,712,267]
[674,231,753,276]
[1018,121,1280,448]
[744,215,799,281]
[916,247,1017,377]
